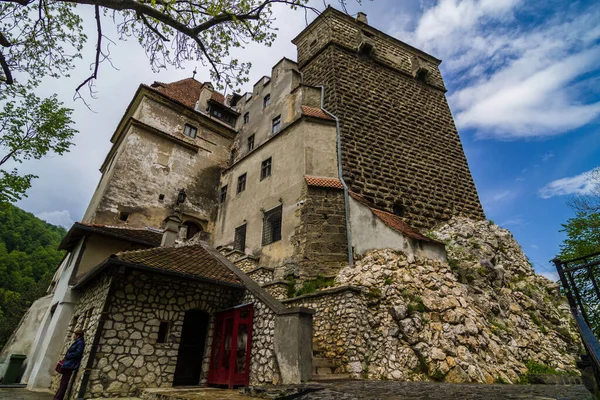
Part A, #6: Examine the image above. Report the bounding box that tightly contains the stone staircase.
[311,344,351,381]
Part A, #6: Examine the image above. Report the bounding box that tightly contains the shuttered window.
[234,224,247,251]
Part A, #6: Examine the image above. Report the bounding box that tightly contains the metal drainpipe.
[318,85,354,268]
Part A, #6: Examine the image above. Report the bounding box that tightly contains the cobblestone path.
[297,381,592,400]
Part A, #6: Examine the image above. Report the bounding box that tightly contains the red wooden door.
[207,304,253,388]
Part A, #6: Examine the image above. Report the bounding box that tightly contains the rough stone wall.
[52,274,113,399]
[283,287,367,374]
[320,218,581,383]
[292,187,348,279]
[83,271,241,398]
[297,13,485,230]
[241,291,280,385]
[246,268,275,285]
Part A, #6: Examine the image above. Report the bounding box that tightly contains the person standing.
[54,329,85,400]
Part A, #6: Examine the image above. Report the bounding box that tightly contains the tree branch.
[0,52,13,84]
[137,12,169,41]
[75,4,102,93]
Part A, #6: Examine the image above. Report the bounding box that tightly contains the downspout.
[318,86,354,268]
[76,264,125,400]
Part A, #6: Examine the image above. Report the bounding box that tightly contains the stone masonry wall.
[84,270,241,398]
[292,186,348,279]
[297,13,485,230]
[52,274,113,399]
[241,291,280,385]
[284,287,368,376]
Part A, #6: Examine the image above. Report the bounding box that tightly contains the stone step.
[315,367,335,375]
[311,373,352,381]
[313,357,336,368]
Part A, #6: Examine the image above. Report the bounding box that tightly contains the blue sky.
[12,0,600,280]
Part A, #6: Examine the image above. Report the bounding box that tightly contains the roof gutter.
[318,86,354,268]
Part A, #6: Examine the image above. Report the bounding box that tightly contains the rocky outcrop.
[331,218,580,383]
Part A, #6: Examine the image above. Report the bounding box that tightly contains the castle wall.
[215,117,338,275]
[295,10,485,230]
[292,186,348,279]
[83,94,234,233]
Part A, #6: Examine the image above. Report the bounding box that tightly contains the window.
[237,173,247,194]
[157,321,170,343]
[247,135,255,151]
[234,224,247,251]
[262,205,282,246]
[119,212,129,222]
[212,108,223,118]
[260,157,272,180]
[263,94,271,108]
[220,185,228,203]
[243,112,249,124]
[229,150,236,165]
[272,115,281,134]
[183,124,197,138]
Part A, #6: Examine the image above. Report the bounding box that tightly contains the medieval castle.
[0,7,580,400]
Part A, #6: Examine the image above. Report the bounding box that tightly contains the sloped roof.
[59,222,163,251]
[301,106,334,121]
[150,78,205,109]
[304,175,344,190]
[114,244,242,285]
[348,192,436,242]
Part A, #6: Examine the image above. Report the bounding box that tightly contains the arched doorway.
[173,309,209,386]
[183,221,203,240]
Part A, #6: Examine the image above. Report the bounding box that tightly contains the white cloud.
[36,210,74,228]
[499,217,527,228]
[537,271,559,282]
[391,0,600,139]
[539,168,598,199]
[542,152,554,162]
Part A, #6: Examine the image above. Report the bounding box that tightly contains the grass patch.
[294,275,335,297]
[430,368,445,382]
[285,275,297,298]
[366,287,382,300]
[407,296,426,314]
[496,376,509,384]
[490,319,509,333]
[384,276,394,285]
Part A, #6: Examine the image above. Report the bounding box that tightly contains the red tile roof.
[348,192,436,242]
[301,106,334,121]
[59,222,163,250]
[305,176,344,190]
[149,78,228,110]
[114,244,242,285]
[150,78,205,109]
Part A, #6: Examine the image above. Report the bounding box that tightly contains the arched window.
[183,221,203,240]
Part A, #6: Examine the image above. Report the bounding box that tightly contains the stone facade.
[294,9,485,230]
[292,186,348,280]
[52,274,113,398]
[283,218,580,383]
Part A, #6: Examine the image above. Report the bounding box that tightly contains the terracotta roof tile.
[348,192,436,242]
[305,175,344,190]
[150,78,204,109]
[211,92,225,104]
[114,244,242,285]
[79,223,162,244]
[301,106,334,120]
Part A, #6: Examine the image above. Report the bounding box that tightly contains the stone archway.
[182,221,203,240]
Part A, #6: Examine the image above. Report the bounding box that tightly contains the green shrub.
[384,276,394,285]
[366,287,382,299]
[294,275,335,297]
[430,368,445,382]
[285,276,297,298]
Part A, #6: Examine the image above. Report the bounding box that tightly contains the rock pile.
[334,218,580,383]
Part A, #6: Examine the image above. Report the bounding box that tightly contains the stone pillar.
[274,308,314,384]
[161,215,182,247]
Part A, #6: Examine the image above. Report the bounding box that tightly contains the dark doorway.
[173,309,209,386]
[183,221,203,240]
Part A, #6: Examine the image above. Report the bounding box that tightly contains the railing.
[554,252,600,394]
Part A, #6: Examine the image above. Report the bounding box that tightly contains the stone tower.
[293,8,485,230]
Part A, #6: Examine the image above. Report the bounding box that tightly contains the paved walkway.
[297,381,592,400]
[0,388,53,400]
[0,382,592,400]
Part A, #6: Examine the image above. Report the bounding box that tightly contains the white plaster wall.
[23,240,83,390]
[349,198,446,261]
[0,294,53,382]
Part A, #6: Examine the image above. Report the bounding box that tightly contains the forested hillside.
[0,203,67,350]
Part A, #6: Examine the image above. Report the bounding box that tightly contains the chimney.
[356,12,368,25]
[161,215,182,247]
